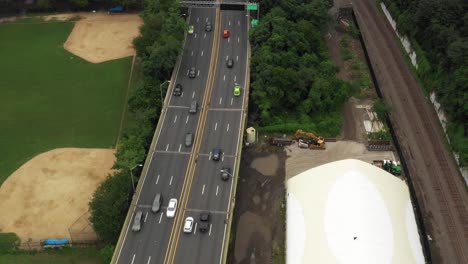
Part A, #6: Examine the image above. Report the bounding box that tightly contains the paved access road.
[114,4,249,264]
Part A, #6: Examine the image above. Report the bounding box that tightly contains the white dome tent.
[286,159,425,264]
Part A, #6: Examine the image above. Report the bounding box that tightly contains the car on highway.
[199,212,210,233]
[183,217,194,233]
[227,58,234,68]
[131,211,143,232]
[205,22,212,32]
[189,100,198,114]
[234,84,241,96]
[220,167,231,181]
[223,29,229,38]
[185,133,193,147]
[188,25,194,34]
[151,193,163,213]
[189,67,196,78]
[173,84,182,96]
[212,148,222,161]
[166,198,178,218]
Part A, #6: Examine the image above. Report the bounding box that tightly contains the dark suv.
[220,167,231,181]
[199,212,210,233]
[173,84,182,96]
[212,148,221,161]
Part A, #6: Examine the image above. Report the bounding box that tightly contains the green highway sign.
[247,3,258,10]
[251,19,259,27]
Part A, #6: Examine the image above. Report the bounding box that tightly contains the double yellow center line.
[163,7,222,264]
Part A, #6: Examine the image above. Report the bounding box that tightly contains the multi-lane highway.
[113,3,249,264]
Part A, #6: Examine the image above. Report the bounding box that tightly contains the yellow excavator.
[294,129,326,149]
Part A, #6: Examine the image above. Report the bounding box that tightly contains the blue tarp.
[110,6,124,12]
[43,239,70,246]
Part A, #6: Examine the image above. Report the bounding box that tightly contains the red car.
[223,29,229,38]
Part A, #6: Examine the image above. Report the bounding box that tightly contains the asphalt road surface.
[114,5,249,264]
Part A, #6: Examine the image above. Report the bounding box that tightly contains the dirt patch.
[0,148,115,244]
[63,12,142,63]
[228,148,286,264]
[250,154,278,176]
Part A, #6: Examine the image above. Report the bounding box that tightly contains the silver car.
[151,193,162,213]
[185,133,193,147]
[131,211,143,232]
[183,217,194,233]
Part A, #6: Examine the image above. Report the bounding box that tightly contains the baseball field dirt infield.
[49,12,142,63]
[0,148,115,244]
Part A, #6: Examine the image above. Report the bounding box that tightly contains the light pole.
[220,169,234,178]
[159,80,171,108]
[130,164,143,192]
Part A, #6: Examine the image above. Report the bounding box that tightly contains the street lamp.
[159,80,171,108]
[130,164,143,192]
[220,169,234,178]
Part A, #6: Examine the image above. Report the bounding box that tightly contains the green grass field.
[0,247,103,264]
[0,19,132,186]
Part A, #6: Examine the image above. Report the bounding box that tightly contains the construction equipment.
[294,129,326,149]
[372,160,402,176]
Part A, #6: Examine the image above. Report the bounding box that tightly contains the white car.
[166,198,177,218]
[183,217,194,233]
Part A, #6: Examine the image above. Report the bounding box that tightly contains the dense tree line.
[0,0,142,14]
[89,0,185,245]
[249,0,354,136]
[382,0,467,165]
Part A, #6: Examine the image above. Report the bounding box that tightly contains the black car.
[199,212,210,233]
[173,84,182,96]
[227,58,234,68]
[189,67,196,78]
[205,22,212,32]
[212,148,222,161]
[220,167,231,181]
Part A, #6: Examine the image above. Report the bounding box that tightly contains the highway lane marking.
[222,154,224,162]
[191,50,193,56]
[202,184,205,195]
[226,55,228,60]
[159,212,163,223]
[131,254,136,264]
[197,70,200,76]
[197,17,199,22]
[214,122,218,131]
[169,176,173,186]
[167,105,190,109]
[209,224,212,236]
[227,123,230,132]
[186,69,189,75]
[194,222,198,235]
[216,185,219,196]
[147,256,151,264]
[208,152,212,160]
[186,115,189,124]
[181,92,184,97]
[238,20,240,26]
[194,33,197,38]
[206,17,208,22]
[219,97,222,104]
[185,208,227,215]
[228,37,230,43]
[238,37,240,43]
[230,98,233,105]
[174,115,178,123]
[144,212,148,222]
[234,75,237,82]
[156,175,160,185]
[208,108,242,112]
[178,144,182,152]
[236,55,238,61]
[166,144,169,151]
[201,50,204,56]
[154,150,191,155]
[204,33,206,39]
[223,75,226,81]
[192,91,195,98]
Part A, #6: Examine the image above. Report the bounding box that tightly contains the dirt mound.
[62,12,142,63]
[0,148,115,243]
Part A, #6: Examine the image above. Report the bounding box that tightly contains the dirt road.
[352,0,468,263]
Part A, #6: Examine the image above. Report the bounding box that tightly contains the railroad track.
[353,0,468,262]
